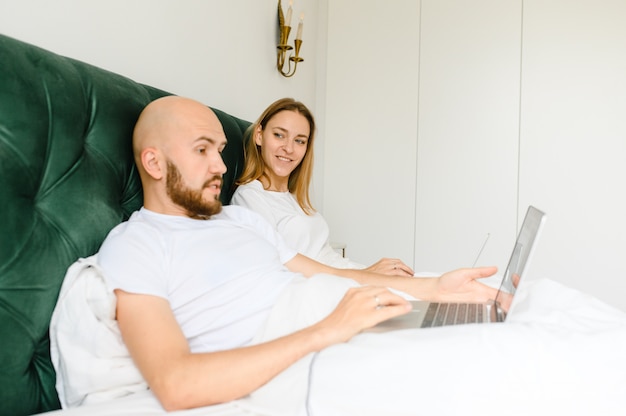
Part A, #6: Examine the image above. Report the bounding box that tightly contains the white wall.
[324,0,626,311]
[322,0,421,266]
[520,0,626,309]
[414,0,522,273]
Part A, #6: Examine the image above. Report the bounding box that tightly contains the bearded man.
[97,96,501,411]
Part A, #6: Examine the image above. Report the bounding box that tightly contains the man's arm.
[285,254,505,305]
[115,286,411,411]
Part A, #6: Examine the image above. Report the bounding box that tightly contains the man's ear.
[141,147,164,180]
[254,125,263,146]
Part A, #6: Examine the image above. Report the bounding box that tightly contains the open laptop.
[368,205,546,332]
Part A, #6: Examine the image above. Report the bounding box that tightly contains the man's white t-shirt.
[98,205,298,353]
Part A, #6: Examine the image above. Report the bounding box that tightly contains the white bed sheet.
[38,389,265,416]
[47,261,626,416]
[242,275,626,416]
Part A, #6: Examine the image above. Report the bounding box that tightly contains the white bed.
[44,258,626,416]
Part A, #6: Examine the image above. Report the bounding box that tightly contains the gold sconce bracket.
[277,0,304,77]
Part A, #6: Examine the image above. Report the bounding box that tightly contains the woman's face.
[256,110,310,190]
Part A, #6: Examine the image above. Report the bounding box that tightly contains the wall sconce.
[277,0,304,77]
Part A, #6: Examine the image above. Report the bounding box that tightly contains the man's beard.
[165,160,223,219]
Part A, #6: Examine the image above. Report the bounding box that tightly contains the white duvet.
[47,257,626,416]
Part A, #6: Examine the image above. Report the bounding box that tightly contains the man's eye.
[197,148,206,154]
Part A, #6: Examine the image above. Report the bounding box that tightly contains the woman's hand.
[365,258,414,277]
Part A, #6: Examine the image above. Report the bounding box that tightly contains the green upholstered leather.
[0,34,250,415]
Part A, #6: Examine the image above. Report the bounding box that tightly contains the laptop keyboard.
[421,302,485,327]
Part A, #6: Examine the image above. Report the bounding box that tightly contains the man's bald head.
[131,96,228,217]
[133,96,223,164]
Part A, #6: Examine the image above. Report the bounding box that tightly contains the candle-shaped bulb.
[285,0,293,27]
[296,13,304,40]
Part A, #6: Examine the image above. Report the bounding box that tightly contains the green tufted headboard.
[0,34,250,415]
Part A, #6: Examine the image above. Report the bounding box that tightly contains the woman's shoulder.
[232,180,265,206]
[232,180,293,206]
[233,179,265,197]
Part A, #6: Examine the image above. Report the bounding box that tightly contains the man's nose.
[211,152,227,174]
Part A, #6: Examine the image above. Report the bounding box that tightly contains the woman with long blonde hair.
[233,98,413,276]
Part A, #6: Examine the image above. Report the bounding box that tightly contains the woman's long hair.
[237,98,316,214]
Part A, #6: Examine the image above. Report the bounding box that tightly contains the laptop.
[368,205,546,332]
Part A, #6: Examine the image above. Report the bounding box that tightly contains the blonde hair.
[237,98,316,214]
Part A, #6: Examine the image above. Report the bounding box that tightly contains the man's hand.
[434,266,512,310]
[312,286,412,344]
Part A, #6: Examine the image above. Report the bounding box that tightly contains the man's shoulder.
[102,209,162,246]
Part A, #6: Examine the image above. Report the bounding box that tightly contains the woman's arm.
[285,253,503,304]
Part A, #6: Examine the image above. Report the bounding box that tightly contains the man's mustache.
[203,175,223,189]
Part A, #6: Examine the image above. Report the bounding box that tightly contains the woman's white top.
[232,180,364,269]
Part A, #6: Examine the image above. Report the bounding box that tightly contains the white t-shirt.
[98,205,298,353]
[232,180,364,269]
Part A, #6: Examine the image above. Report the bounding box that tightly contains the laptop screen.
[494,206,546,309]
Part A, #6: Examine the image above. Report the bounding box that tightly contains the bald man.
[97,96,502,411]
